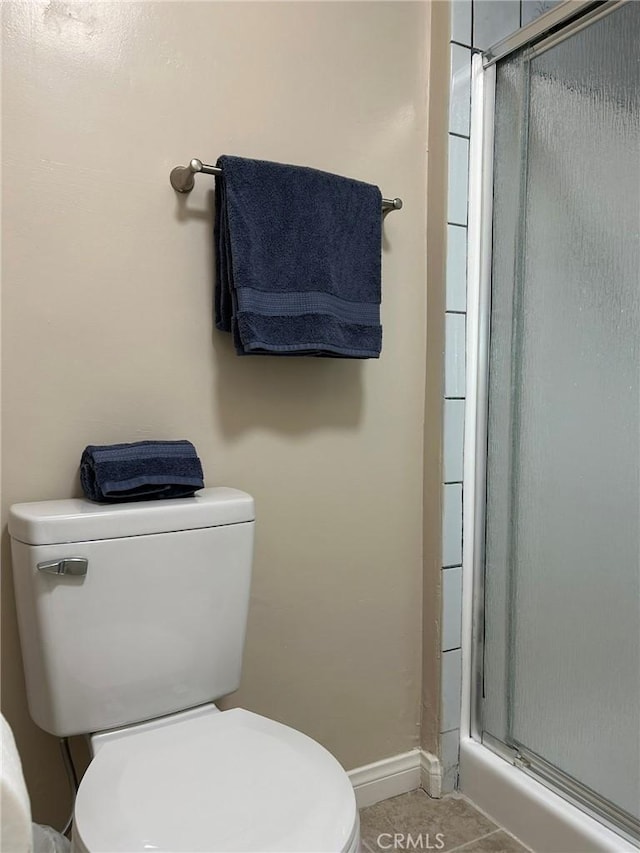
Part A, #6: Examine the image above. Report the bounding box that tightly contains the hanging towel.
[214,156,383,358]
[80,440,204,502]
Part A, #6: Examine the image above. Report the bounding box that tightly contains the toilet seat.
[72,708,359,853]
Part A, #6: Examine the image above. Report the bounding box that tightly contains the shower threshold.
[459,738,639,853]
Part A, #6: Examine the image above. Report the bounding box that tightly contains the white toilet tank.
[9,488,255,738]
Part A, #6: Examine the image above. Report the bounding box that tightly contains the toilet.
[9,488,360,853]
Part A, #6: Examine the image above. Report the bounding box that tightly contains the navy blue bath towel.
[80,440,204,502]
[214,156,383,358]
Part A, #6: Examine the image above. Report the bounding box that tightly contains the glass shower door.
[482,1,640,838]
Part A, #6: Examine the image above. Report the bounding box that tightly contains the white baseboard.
[420,749,442,800]
[348,749,442,809]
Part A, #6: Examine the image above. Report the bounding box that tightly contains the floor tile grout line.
[445,828,501,853]
[363,823,504,853]
[360,791,529,852]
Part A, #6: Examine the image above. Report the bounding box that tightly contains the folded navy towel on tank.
[80,440,204,503]
[214,155,383,358]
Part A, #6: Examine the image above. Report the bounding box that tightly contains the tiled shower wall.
[439,0,561,794]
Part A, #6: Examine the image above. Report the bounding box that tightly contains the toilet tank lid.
[8,488,255,545]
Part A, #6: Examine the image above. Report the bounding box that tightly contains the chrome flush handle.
[37,557,88,577]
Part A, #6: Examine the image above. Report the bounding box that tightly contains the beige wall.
[1,0,442,828]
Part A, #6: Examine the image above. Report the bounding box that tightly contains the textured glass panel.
[483,50,526,745]
[484,2,640,822]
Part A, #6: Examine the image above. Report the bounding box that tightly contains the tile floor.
[360,790,531,853]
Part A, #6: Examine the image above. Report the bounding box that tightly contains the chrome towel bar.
[169,159,403,213]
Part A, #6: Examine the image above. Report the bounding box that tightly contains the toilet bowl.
[9,489,359,853]
[72,705,359,853]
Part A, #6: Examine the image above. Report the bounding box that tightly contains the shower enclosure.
[462,1,640,848]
